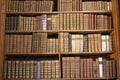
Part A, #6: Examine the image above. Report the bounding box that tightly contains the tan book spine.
[27,61,31,79]
[91,34,95,52]
[88,34,92,52]
[66,13,70,30]
[15,61,19,79]
[51,60,56,78]
[75,34,80,52]
[66,57,70,78]
[22,61,26,79]
[80,14,84,30]
[96,58,100,78]
[60,33,64,52]
[86,58,90,78]
[62,57,67,78]
[30,61,34,79]
[70,13,73,30]
[76,13,80,30]
[89,58,93,78]
[47,60,52,78]
[70,57,75,78]
[14,35,17,53]
[64,33,69,52]
[63,13,66,30]
[94,34,98,52]
[7,60,12,79]
[73,13,77,30]
[11,61,15,79]
[80,58,84,78]
[75,57,80,78]
[53,39,56,52]
[97,34,102,52]
[56,60,59,78]
[28,35,32,53]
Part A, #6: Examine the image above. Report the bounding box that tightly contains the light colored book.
[98,57,103,78]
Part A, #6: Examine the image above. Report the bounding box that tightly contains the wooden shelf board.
[6,10,111,15]
[60,51,114,55]
[5,30,59,33]
[62,77,116,80]
[5,29,113,33]
[4,77,116,80]
[59,29,113,33]
[5,52,59,56]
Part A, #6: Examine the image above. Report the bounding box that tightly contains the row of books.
[5,33,113,53]
[6,0,54,12]
[58,0,82,11]
[59,13,112,30]
[6,15,58,31]
[5,34,32,53]
[6,0,112,12]
[32,33,59,53]
[58,0,112,11]
[82,0,112,11]
[60,33,113,52]
[62,57,116,78]
[4,59,59,79]
[5,33,59,53]
[6,13,112,31]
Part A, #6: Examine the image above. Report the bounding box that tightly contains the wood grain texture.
[0,0,5,80]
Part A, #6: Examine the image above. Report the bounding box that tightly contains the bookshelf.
[0,0,120,80]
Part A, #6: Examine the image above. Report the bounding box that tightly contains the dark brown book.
[83,35,88,52]
[18,61,23,79]
[112,59,116,77]
[40,60,43,78]
[92,59,97,78]
[106,59,109,77]
[109,59,112,77]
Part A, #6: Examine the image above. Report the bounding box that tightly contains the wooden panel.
[0,0,5,80]
[112,0,120,79]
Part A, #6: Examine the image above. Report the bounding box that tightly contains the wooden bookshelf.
[0,0,120,80]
